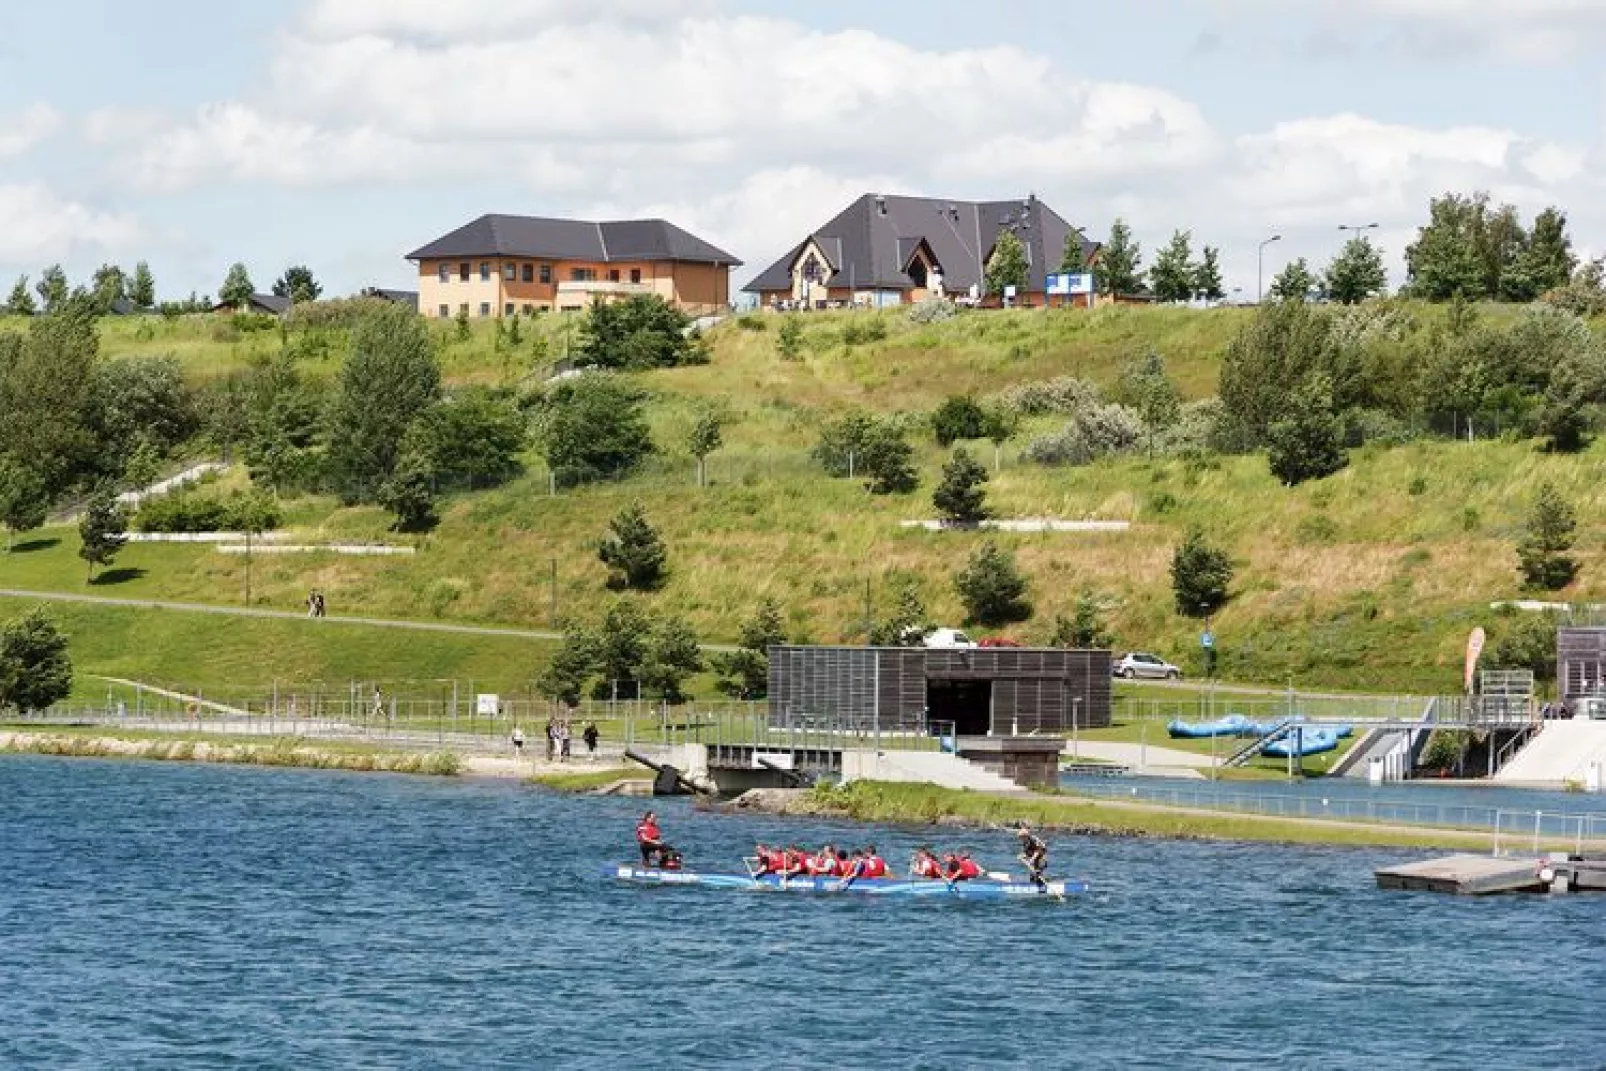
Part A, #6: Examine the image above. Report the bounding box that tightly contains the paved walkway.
[1064,740,1215,776]
[0,587,741,651]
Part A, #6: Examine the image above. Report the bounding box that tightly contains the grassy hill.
[4,302,1599,697]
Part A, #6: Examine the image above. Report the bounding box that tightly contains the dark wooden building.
[767,646,1112,736]
[1558,628,1606,699]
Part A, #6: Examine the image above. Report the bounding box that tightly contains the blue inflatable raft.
[1167,713,1255,739]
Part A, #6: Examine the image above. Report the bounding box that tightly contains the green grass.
[0,727,462,775]
[7,302,1603,694]
[532,767,651,792]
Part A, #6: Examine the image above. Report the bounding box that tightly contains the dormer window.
[801,255,824,283]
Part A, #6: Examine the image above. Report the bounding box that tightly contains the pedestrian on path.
[558,719,572,762]
[545,715,556,761]
[583,721,599,760]
[511,726,526,758]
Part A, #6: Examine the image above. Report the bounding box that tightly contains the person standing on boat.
[635,811,668,868]
[1016,825,1049,890]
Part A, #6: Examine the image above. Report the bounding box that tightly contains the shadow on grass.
[89,568,148,587]
[9,538,61,554]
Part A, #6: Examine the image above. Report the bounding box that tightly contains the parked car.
[1112,652,1183,680]
[922,628,979,649]
[978,637,1022,648]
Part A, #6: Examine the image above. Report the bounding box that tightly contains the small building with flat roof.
[767,646,1111,737]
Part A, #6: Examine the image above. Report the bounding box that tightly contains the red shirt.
[635,820,660,845]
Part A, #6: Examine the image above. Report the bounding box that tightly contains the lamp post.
[1257,235,1282,304]
[1338,223,1380,244]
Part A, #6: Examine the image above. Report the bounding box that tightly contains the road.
[0,588,739,651]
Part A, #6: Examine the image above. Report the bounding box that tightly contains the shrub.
[536,373,655,487]
[842,317,889,346]
[954,541,1032,626]
[136,490,283,533]
[282,297,391,332]
[1023,403,1144,467]
[908,297,959,324]
[814,410,921,492]
[931,395,991,446]
[1171,527,1233,618]
[737,314,767,332]
[988,376,1102,417]
[576,294,694,369]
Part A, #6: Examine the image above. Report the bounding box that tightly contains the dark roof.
[407,215,741,267]
[362,288,420,310]
[743,193,1097,294]
[211,293,291,315]
[106,297,141,316]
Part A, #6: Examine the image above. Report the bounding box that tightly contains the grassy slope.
[4,303,1599,695]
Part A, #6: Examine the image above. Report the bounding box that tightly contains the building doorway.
[926,679,992,737]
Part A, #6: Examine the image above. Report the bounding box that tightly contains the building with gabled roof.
[744,193,1097,309]
[407,214,741,319]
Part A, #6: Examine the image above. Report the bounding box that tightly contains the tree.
[715,598,786,699]
[4,275,35,316]
[1171,528,1232,618]
[776,316,804,361]
[0,459,49,550]
[1269,258,1319,302]
[537,622,600,705]
[1325,238,1387,304]
[415,388,527,489]
[1059,230,1089,273]
[859,425,918,495]
[594,599,654,699]
[1489,614,1559,684]
[869,577,930,646]
[1517,482,1578,591]
[77,490,127,582]
[576,294,694,369]
[35,265,68,313]
[0,301,101,497]
[1094,219,1143,297]
[933,447,991,525]
[540,374,654,487]
[639,612,702,704]
[90,356,199,472]
[0,608,72,714]
[326,303,441,502]
[598,502,668,591]
[1538,358,1593,453]
[90,264,126,312]
[1118,352,1182,455]
[984,229,1030,300]
[1149,230,1195,303]
[1405,193,1487,301]
[931,395,990,446]
[272,265,323,305]
[1266,373,1348,485]
[219,263,256,308]
[955,541,1032,626]
[1192,246,1225,302]
[1520,207,1577,297]
[688,411,724,488]
[376,448,438,532]
[1047,590,1113,649]
[128,262,156,310]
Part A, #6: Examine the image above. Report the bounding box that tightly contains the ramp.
[841,750,1022,793]
[1493,721,1606,787]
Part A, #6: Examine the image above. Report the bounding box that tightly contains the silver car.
[1112,652,1183,681]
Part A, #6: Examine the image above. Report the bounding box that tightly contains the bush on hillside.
[535,373,655,487]
[931,395,992,446]
[414,387,528,489]
[1171,527,1233,618]
[576,295,696,370]
[954,541,1032,627]
[814,410,923,491]
[1023,403,1145,466]
[988,376,1103,417]
[841,317,889,346]
[1516,482,1578,591]
[908,297,959,325]
[282,297,392,332]
[136,489,282,533]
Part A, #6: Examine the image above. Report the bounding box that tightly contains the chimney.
[874,195,887,217]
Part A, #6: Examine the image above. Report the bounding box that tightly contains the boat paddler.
[941,851,981,883]
[910,848,942,880]
[1016,824,1049,890]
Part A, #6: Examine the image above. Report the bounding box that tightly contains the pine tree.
[129,262,156,310]
[77,490,127,582]
[1192,246,1225,302]
[954,541,1032,626]
[537,622,600,705]
[1094,219,1143,297]
[1149,230,1195,303]
[4,275,35,316]
[1048,589,1113,649]
[1170,528,1233,618]
[271,265,323,305]
[1266,373,1348,485]
[985,230,1030,299]
[0,608,73,714]
[1517,482,1578,591]
[932,447,991,525]
[1325,237,1388,304]
[219,263,255,308]
[598,502,668,591]
[1060,230,1089,273]
[870,577,930,646]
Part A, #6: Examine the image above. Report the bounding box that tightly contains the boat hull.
[607,867,1087,899]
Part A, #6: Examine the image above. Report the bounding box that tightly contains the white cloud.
[0,184,142,265]
[0,103,63,160]
[299,0,719,42]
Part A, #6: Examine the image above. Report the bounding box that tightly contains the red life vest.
[864,856,887,878]
[914,857,940,878]
[764,850,786,871]
[957,858,981,880]
[635,820,660,845]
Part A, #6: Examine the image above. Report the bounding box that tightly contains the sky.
[1,0,1604,302]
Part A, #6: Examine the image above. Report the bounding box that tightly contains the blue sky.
[1,0,1602,301]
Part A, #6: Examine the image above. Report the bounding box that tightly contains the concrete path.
[0,587,741,652]
[1494,720,1606,787]
[1064,740,1215,777]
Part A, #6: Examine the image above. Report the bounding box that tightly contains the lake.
[3,756,1603,1069]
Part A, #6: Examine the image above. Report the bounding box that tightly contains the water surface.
[3,757,1602,1069]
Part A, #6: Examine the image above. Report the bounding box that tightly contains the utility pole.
[549,558,558,625]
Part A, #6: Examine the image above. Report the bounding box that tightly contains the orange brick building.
[407,214,741,319]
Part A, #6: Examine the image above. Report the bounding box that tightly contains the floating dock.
[1376,853,1606,896]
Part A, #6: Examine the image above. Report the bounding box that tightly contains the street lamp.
[1338,223,1380,248]
[1257,235,1282,304]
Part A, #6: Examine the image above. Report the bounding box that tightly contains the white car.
[922,628,978,649]
[1112,652,1182,681]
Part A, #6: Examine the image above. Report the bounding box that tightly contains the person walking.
[511,726,526,759]
[583,721,599,760]
[558,719,572,762]
[544,715,556,761]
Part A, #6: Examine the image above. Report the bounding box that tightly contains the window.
[479,302,491,317]
[438,304,449,319]
[503,263,517,282]
[522,264,534,283]
[608,269,621,282]
[459,262,470,281]
[459,302,469,315]
[570,267,596,282]
[540,264,552,284]
[630,269,642,284]
[479,262,491,281]
[801,254,823,283]
[504,303,515,317]
[437,264,450,283]
[522,304,534,315]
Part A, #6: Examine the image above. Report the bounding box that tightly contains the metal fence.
[1114,692,1539,729]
